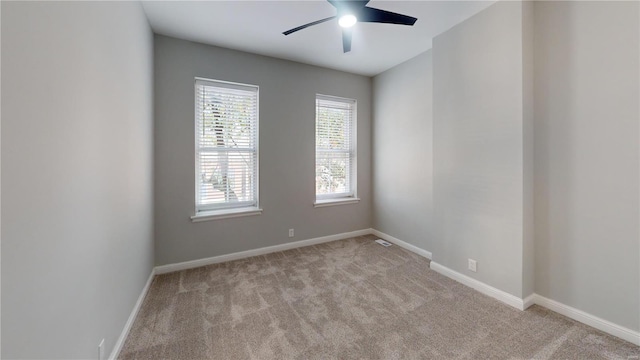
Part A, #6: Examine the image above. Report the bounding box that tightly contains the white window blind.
[315,95,356,200]
[195,78,258,213]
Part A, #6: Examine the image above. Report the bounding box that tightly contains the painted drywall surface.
[433,1,526,298]
[534,1,639,331]
[154,35,372,265]
[521,0,535,300]
[1,2,154,358]
[372,51,433,252]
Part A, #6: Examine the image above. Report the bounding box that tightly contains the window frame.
[314,94,358,206]
[191,77,261,221]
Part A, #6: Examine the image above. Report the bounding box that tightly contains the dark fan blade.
[283,16,336,35]
[358,7,417,25]
[342,28,352,53]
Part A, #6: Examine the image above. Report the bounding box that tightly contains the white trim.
[532,294,640,346]
[315,93,357,202]
[370,229,432,260]
[314,198,360,208]
[111,229,640,350]
[426,260,640,344]
[193,77,260,218]
[154,229,371,274]
[109,269,155,360]
[410,256,639,345]
[108,229,640,355]
[522,293,536,310]
[191,207,263,222]
[429,261,526,310]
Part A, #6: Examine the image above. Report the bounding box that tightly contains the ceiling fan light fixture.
[338,14,357,28]
[282,0,418,53]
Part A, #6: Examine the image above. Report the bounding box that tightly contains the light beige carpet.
[120,235,639,359]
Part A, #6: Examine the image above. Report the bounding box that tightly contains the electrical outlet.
[468,259,477,272]
[288,229,294,238]
[98,339,105,360]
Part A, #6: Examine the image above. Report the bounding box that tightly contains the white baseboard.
[428,261,640,345]
[370,229,432,260]
[522,293,536,310]
[429,261,526,310]
[154,229,371,274]
[114,230,640,349]
[532,294,640,346]
[109,268,155,360]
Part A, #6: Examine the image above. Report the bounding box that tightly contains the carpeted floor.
[120,235,639,359]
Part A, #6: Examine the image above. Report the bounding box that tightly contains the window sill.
[314,198,360,208]
[191,207,263,222]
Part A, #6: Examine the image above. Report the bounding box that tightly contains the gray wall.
[521,0,535,302]
[432,1,530,298]
[534,1,639,331]
[372,51,433,251]
[371,0,639,334]
[1,2,154,358]
[154,35,372,266]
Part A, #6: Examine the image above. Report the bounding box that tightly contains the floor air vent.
[375,239,392,247]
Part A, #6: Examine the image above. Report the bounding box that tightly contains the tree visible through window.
[195,78,258,213]
[315,95,356,200]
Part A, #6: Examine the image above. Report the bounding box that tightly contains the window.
[315,94,358,205]
[193,78,260,220]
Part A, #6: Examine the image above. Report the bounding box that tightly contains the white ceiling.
[142,1,495,76]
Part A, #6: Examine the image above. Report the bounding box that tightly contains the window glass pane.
[198,151,256,205]
[316,152,349,195]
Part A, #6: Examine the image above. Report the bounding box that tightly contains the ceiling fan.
[282,0,418,53]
